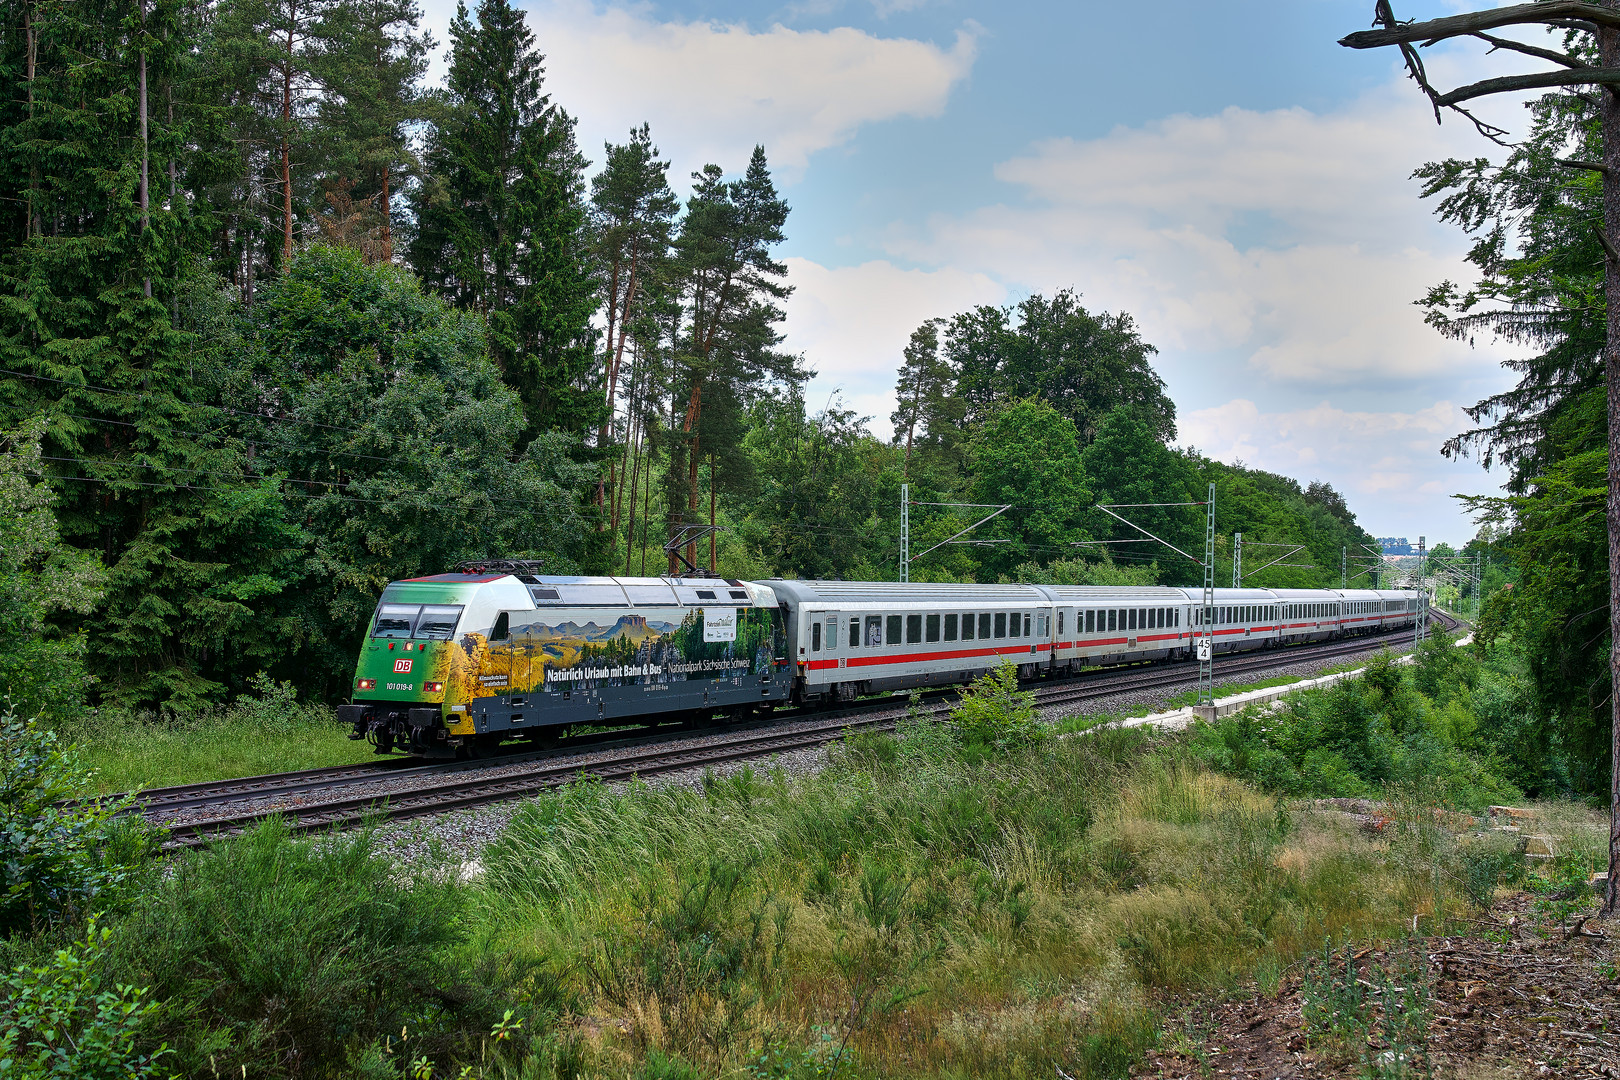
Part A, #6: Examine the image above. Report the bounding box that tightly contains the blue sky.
[417,0,1547,545]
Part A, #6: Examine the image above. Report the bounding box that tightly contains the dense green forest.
[1,0,1381,713]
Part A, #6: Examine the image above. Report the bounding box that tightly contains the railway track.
[139,616,1459,848]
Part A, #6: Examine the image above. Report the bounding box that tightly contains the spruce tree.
[408,0,600,441]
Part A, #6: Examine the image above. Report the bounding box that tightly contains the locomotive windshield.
[416,605,463,639]
[372,603,420,638]
[370,603,463,639]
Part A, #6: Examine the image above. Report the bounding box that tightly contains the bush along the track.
[1184,638,1525,809]
[476,665,1482,1079]
[102,817,554,1079]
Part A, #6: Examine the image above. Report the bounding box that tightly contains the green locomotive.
[340,562,792,756]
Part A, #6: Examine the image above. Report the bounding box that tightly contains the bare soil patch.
[1140,893,1620,1079]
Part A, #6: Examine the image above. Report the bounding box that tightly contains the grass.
[7,662,1518,1079]
[462,708,1479,1079]
[49,676,373,794]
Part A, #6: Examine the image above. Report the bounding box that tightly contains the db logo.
[393,659,413,673]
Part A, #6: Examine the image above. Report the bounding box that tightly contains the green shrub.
[951,662,1046,751]
[0,707,152,935]
[0,919,168,1079]
[108,817,507,1078]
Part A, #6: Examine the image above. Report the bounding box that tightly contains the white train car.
[1035,585,1192,671]
[1338,588,1385,637]
[1272,588,1344,644]
[766,580,1055,701]
[1180,587,1282,654]
[1374,589,1419,632]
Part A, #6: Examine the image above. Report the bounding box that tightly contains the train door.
[806,608,828,662]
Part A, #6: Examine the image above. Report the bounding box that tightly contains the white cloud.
[781,257,1004,436]
[507,1,980,180]
[881,50,1542,387]
[1180,398,1494,540]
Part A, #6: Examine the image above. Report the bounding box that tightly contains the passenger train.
[340,564,1423,757]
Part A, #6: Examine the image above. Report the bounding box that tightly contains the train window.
[1175,609,1180,627]
[1086,610,1095,633]
[1038,614,1047,637]
[696,590,717,600]
[926,614,940,642]
[1106,609,1116,632]
[866,616,883,647]
[372,603,420,638]
[979,613,992,638]
[945,613,958,641]
[887,615,902,645]
[994,613,1007,638]
[961,613,975,640]
[1057,611,1064,635]
[416,606,463,639]
[490,612,510,641]
[1024,613,1032,636]
[811,623,821,651]
[849,617,860,648]
[906,614,922,644]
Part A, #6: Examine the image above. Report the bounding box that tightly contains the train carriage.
[1374,589,1419,631]
[766,580,1054,701]
[1036,585,1192,671]
[1271,588,1344,643]
[1337,589,1385,637]
[1181,587,1283,653]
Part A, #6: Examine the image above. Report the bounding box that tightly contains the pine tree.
[590,125,678,517]
[668,147,798,570]
[314,0,430,261]
[889,317,962,479]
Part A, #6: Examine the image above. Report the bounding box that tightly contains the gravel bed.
[154,708,893,830]
[1035,640,1415,727]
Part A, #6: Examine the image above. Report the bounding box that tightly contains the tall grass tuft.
[108,818,529,1078]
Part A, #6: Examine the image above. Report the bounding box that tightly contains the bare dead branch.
[1433,67,1620,106]
[1557,157,1612,174]
[1340,3,1620,49]
[1471,31,1587,69]
[1591,221,1620,265]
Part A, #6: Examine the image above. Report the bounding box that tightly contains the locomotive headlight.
[425,681,444,692]
[357,678,376,690]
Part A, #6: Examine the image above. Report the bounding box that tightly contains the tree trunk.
[1603,2,1620,919]
[24,0,36,240]
[683,380,703,571]
[281,4,295,268]
[709,451,717,573]
[138,0,150,297]
[380,165,392,261]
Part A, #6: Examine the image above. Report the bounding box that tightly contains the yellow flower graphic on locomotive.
[451,606,780,700]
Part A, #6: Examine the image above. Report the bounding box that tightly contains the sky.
[414,0,1558,547]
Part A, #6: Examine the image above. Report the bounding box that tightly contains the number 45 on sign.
[1196,639,1212,662]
